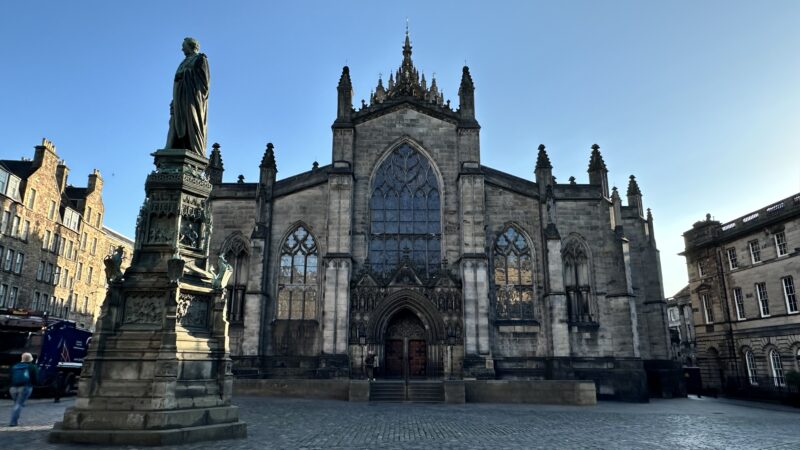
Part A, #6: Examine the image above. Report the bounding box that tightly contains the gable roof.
[0,160,34,179]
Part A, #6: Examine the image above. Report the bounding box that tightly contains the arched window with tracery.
[221,234,250,324]
[277,226,319,320]
[744,349,758,385]
[562,235,597,323]
[493,226,534,320]
[368,144,441,277]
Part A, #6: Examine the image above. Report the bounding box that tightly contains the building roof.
[103,225,134,246]
[0,159,34,179]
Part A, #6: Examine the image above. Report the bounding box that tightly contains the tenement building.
[667,285,696,367]
[0,138,133,329]
[682,193,800,395]
[207,34,674,400]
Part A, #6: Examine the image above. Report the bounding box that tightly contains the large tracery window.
[369,144,441,277]
[277,226,318,320]
[562,235,597,324]
[493,226,534,320]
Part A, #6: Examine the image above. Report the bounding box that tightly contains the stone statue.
[166,37,210,156]
[211,254,233,290]
[103,246,125,283]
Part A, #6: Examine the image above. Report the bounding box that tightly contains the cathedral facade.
[207,35,673,400]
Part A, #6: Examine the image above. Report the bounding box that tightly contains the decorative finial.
[627,175,642,196]
[237,174,245,183]
[535,144,552,170]
[261,142,276,170]
[569,176,576,185]
[588,143,607,172]
[312,161,319,171]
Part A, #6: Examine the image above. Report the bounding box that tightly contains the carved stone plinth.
[50,149,247,445]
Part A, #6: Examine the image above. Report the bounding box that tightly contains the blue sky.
[1,1,798,297]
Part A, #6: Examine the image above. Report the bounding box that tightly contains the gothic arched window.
[369,144,441,277]
[562,235,597,323]
[493,226,534,320]
[277,226,319,320]
[221,233,250,324]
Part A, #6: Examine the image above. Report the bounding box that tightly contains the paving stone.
[1,396,799,449]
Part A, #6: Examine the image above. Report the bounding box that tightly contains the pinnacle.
[261,142,276,170]
[627,175,642,196]
[588,144,607,172]
[535,144,552,170]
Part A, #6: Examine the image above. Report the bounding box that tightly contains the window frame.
[726,247,738,270]
[770,349,785,387]
[782,276,797,314]
[367,144,442,277]
[276,225,320,321]
[756,282,770,317]
[492,225,535,321]
[745,350,758,385]
[26,188,36,209]
[701,293,714,324]
[774,232,788,257]
[748,240,761,264]
[733,287,745,320]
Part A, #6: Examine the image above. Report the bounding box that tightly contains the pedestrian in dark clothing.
[8,352,38,426]
[365,351,376,381]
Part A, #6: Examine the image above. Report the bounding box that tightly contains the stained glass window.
[369,145,441,276]
[277,226,318,320]
[493,226,534,320]
[562,236,597,323]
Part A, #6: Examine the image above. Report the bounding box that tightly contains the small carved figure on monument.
[179,219,200,247]
[212,254,233,289]
[103,246,126,283]
[166,37,210,156]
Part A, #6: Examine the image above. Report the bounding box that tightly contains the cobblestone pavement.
[1,395,799,449]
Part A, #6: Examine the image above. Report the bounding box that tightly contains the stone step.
[369,381,445,403]
[369,382,406,402]
[407,382,444,403]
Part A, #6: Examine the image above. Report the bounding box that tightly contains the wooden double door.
[382,309,427,379]
[384,338,427,379]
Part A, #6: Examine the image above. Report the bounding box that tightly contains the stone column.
[321,165,353,370]
[458,163,493,378]
[545,230,570,357]
[50,149,246,445]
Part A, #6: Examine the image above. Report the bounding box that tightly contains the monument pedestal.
[49,149,247,445]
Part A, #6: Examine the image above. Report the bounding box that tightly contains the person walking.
[8,353,38,427]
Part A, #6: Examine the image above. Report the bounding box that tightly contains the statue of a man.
[166,37,210,156]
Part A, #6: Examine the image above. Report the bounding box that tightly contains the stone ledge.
[49,421,247,446]
[234,379,350,401]
[465,380,597,406]
[60,405,241,430]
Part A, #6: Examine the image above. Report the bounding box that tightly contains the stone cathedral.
[206,34,674,401]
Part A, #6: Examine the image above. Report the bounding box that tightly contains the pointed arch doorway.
[383,309,427,379]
